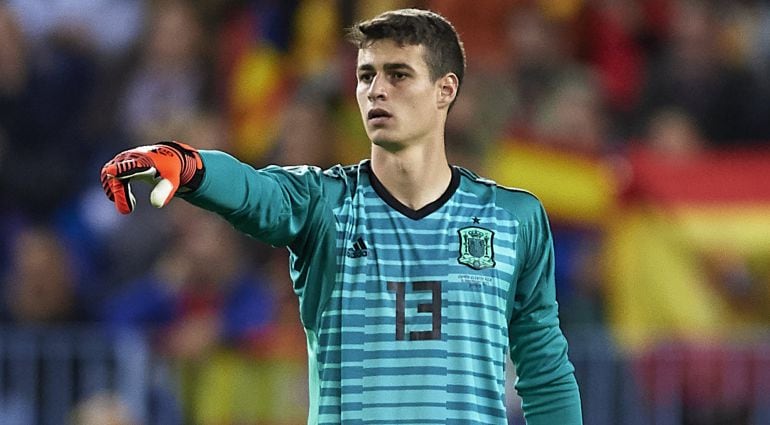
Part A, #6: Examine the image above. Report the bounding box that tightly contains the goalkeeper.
[101,8,582,424]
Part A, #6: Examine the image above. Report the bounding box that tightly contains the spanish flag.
[486,139,618,226]
[605,147,770,351]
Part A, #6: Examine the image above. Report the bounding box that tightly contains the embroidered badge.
[458,226,495,270]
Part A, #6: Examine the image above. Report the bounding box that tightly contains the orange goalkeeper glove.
[100,141,203,214]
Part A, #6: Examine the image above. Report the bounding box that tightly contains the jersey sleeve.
[506,193,583,424]
[179,150,331,248]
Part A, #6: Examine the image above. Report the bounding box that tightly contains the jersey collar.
[362,160,460,220]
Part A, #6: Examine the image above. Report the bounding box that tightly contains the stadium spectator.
[117,0,209,146]
[1,225,85,324]
[0,4,26,100]
[643,106,705,156]
[633,0,766,146]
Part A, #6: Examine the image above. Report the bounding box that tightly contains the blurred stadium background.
[1,0,770,424]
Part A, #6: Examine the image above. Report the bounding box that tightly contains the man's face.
[355,39,443,149]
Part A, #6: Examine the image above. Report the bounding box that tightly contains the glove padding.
[100,141,203,214]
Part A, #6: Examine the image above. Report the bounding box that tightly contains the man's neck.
[369,142,452,211]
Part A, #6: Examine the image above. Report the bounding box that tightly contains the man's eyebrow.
[384,63,415,73]
[357,64,375,72]
[356,63,416,73]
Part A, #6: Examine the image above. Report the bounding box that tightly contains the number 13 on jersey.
[387,281,442,341]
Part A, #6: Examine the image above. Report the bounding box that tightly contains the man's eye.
[393,72,407,80]
[359,73,373,82]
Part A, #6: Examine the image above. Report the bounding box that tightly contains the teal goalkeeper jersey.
[182,151,582,425]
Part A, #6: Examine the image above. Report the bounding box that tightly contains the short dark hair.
[346,8,466,88]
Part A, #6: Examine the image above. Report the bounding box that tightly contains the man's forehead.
[356,40,427,68]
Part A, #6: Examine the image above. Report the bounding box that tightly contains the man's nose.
[367,76,388,101]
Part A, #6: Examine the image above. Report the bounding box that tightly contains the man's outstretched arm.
[100,143,322,247]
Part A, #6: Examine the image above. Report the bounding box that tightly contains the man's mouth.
[367,108,392,122]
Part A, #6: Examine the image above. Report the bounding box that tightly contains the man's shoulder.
[322,161,364,180]
[313,161,371,202]
[319,160,368,190]
[456,166,542,210]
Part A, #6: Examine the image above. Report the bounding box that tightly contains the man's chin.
[370,137,403,152]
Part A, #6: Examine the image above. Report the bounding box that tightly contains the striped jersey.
[183,151,582,425]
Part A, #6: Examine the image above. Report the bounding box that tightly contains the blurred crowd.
[1,0,770,424]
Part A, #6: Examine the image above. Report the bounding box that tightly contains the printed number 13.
[387,281,441,341]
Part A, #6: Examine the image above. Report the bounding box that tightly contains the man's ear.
[437,73,459,109]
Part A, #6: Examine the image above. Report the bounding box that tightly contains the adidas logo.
[346,237,368,258]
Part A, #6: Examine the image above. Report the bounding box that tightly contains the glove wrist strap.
[157,141,204,192]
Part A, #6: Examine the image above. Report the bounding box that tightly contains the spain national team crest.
[458,226,495,270]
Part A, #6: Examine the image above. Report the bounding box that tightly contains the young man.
[101,8,582,424]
